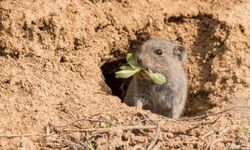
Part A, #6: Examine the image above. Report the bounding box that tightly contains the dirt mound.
[0,0,249,149]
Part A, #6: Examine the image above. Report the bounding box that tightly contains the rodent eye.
[155,49,163,55]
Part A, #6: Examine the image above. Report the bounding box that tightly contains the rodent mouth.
[142,67,155,74]
[139,68,152,80]
[138,70,150,80]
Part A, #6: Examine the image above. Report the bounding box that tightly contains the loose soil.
[0,0,249,149]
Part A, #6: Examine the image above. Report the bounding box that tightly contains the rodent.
[124,38,188,119]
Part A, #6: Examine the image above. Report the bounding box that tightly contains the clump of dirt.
[0,0,249,149]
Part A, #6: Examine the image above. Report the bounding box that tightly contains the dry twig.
[131,145,145,150]
[0,133,43,138]
[62,125,157,134]
[200,131,215,140]
[55,117,108,128]
[46,138,86,149]
[62,139,86,149]
[138,112,157,124]
[184,116,220,133]
[181,105,250,121]
[207,138,223,150]
[147,122,162,150]
[136,113,162,150]
[152,141,163,150]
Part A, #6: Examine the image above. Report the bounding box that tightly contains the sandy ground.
[0,0,250,149]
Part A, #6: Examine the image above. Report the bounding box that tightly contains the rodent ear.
[173,46,187,63]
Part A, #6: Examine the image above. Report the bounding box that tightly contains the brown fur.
[124,38,188,119]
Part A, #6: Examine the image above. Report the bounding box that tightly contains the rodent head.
[134,38,187,74]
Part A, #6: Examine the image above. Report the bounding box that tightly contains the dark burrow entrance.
[101,58,131,101]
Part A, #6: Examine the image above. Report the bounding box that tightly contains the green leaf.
[115,67,141,78]
[207,123,213,129]
[115,53,166,83]
[126,53,138,68]
[119,65,133,70]
[148,72,166,85]
[105,122,113,128]
[239,127,249,133]
[85,138,95,150]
